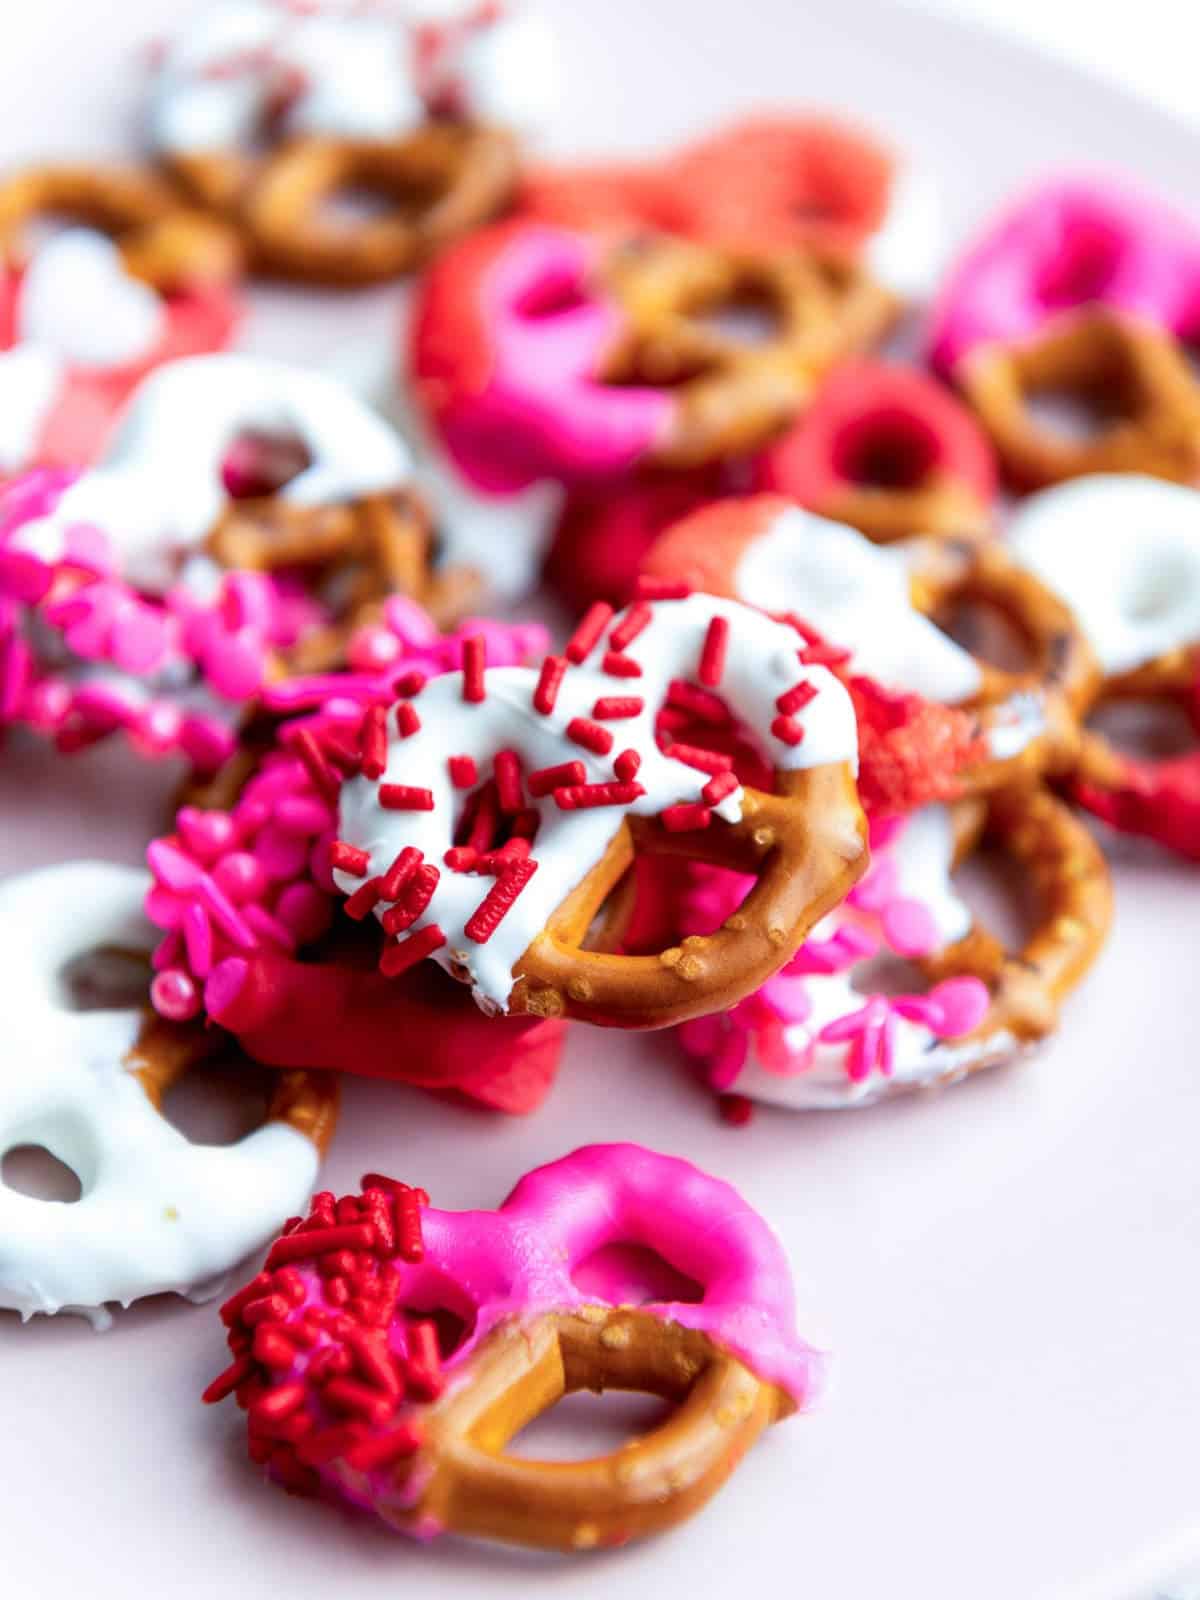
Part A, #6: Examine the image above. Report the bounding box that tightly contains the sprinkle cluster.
[204,1175,437,1499]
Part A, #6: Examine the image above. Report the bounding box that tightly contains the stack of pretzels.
[0,0,1195,1563]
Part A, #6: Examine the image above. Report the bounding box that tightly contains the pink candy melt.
[421,224,675,491]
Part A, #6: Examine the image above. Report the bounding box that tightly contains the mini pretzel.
[1008,474,1200,857]
[677,782,1111,1109]
[956,309,1200,489]
[328,588,865,1027]
[239,125,519,287]
[205,1144,819,1549]
[756,360,997,543]
[641,495,1099,793]
[409,220,896,492]
[0,861,337,1324]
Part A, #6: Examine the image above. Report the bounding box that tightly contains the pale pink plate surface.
[0,4,1196,1597]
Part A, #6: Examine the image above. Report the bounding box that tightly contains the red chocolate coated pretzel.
[756,360,998,543]
[205,1144,820,1550]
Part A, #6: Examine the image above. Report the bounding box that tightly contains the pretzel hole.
[58,945,149,1012]
[317,182,426,231]
[692,290,783,348]
[830,408,941,489]
[1032,220,1125,310]
[1,1145,83,1204]
[397,1271,477,1358]
[1019,339,1149,444]
[506,1389,673,1462]
[1086,697,1198,760]
[160,1056,270,1146]
[955,847,1040,952]
[222,429,312,500]
[939,598,1034,673]
[572,1241,704,1306]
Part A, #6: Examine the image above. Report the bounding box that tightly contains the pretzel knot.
[640,495,1098,797]
[321,589,865,1027]
[1008,474,1200,859]
[205,1144,819,1549]
[929,176,1200,488]
[409,220,896,491]
[0,862,337,1324]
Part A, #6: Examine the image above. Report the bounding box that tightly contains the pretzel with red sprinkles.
[204,1143,821,1550]
[321,587,866,1026]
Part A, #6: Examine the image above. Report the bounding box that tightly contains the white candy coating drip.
[1007,474,1200,677]
[734,504,983,702]
[10,352,412,591]
[0,344,62,472]
[335,594,859,1011]
[0,863,321,1325]
[867,164,945,301]
[146,1,556,155]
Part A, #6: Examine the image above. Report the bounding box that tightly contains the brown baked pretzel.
[601,234,898,468]
[208,490,481,673]
[510,764,866,1026]
[233,125,518,286]
[958,307,1200,489]
[908,536,1102,786]
[0,165,241,286]
[397,1307,788,1549]
[923,784,1112,1045]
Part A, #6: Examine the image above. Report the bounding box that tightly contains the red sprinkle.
[323,1378,395,1427]
[777,680,819,716]
[771,715,806,747]
[461,635,486,702]
[613,749,642,782]
[296,1424,367,1467]
[528,759,586,798]
[463,781,500,853]
[391,668,428,698]
[247,1382,306,1424]
[395,701,421,739]
[381,863,440,932]
[636,575,692,600]
[220,1273,271,1327]
[555,781,645,811]
[609,602,652,652]
[602,650,643,677]
[565,601,614,664]
[202,1355,254,1404]
[703,771,740,806]
[661,802,712,832]
[567,717,614,756]
[266,1223,376,1269]
[379,846,423,901]
[359,705,388,780]
[664,741,733,775]
[397,1188,424,1262]
[532,654,566,715]
[465,859,538,944]
[718,1093,755,1126]
[444,846,479,872]
[379,923,446,977]
[667,680,730,725]
[379,784,434,811]
[592,696,643,720]
[448,754,477,788]
[292,728,340,804]
[698,615,729,687]
[343,877,383,921]
[800,640,851,668]
[346,1424,424,1471]
[494,749,524,814]
[329,840,369,879]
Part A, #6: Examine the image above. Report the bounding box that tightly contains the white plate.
[0,3,1196,1598]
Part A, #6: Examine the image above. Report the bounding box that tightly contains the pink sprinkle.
[150,968,200,1022]
[274,882,332,945]
[182,902,215,978]
[242,903,297,953]
[881,898,940,958]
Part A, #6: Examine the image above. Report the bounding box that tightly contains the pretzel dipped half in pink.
[409,218,891,490]
[927,175,1200,487]
[204,1143,819,1550]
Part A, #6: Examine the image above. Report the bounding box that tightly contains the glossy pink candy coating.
[246,1144,821,1522]
[929,174,1200,374]
[419,223,674,492]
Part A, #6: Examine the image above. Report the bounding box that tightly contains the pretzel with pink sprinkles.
[204,1143,819,1550]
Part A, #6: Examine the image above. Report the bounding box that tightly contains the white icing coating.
[0,862,322,1326]
[1007,474,1200,677]
[733,504,983,703]
[148,2,424,155]
[10,352,412,592]
[867,163,945,301]
[0,344,62,471]
[726,806,1017,1111]
[422,5,559,138]
[19,229,166,369]
[335,593,859,1010]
